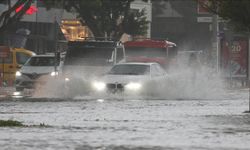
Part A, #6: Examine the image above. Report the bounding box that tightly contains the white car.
[91,62,168,95]
[15,54,62,91]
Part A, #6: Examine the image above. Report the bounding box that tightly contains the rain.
[0,0,250,150]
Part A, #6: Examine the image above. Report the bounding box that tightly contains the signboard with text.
[221,38,248,78]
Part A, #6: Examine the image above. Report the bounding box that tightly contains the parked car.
[91,62,168,95]
[15,53,62,91]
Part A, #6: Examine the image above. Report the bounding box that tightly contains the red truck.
[124,39,177,69]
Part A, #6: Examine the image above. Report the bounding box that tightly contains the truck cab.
[0,47,36,86]
[124,39,177,70]
[62,40,125,96]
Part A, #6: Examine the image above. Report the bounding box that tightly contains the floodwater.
[0,89,250,150]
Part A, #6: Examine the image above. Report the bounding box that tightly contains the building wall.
[152,0,213,52]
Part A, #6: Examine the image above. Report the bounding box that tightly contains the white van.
[15,53,62,91]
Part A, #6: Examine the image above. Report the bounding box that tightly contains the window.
[108,64,150,75]
[64,47,115,66]
[126,47,166,57]
[16,52,31,65]
[24,57,58,66]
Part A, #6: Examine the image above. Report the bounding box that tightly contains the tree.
[0,0,149,41]
[197,0,250,33]
[0,0,33,33]
[42,0,149,39]
[0,0,34,45]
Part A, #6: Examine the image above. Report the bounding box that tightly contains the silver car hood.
[20,66,57,74]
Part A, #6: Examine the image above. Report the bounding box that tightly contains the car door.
[0,51,14,83]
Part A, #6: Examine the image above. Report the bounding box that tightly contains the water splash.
[31,64,227,100]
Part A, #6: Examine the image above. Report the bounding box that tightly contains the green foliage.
[0,0,33,44]
[0,120,24,127]
[123,9,149,36]
[0,0,149,39]
[0,0,33,33]
[42,0,149,39]
[199,0,250,33]
[0,120,52,128]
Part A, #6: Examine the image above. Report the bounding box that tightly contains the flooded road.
[0,90,250,150]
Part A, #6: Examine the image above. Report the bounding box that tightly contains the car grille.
[21,81,35,88]
[23,73,49,80]
[18,80,47,89]
[106,83,124,93]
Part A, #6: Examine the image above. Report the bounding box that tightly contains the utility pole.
[224,24,234,88]
[54,16,58,75]
[212,14,220,73]
[245,34,250,113]
[248,35,250,113]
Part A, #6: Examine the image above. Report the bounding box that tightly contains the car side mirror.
[107,59,113,63]
[17,64,22,69]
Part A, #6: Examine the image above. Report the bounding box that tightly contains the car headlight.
[92,81,106,91]
[15,71,22,77]
[50,71,59,76]
[125,82,142,91]
[65,77,70,82]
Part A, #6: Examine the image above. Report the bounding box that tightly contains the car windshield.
[64,47,114,66]
[24,57,59,66]
[108,64,150,75]
[125,47,166,57]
